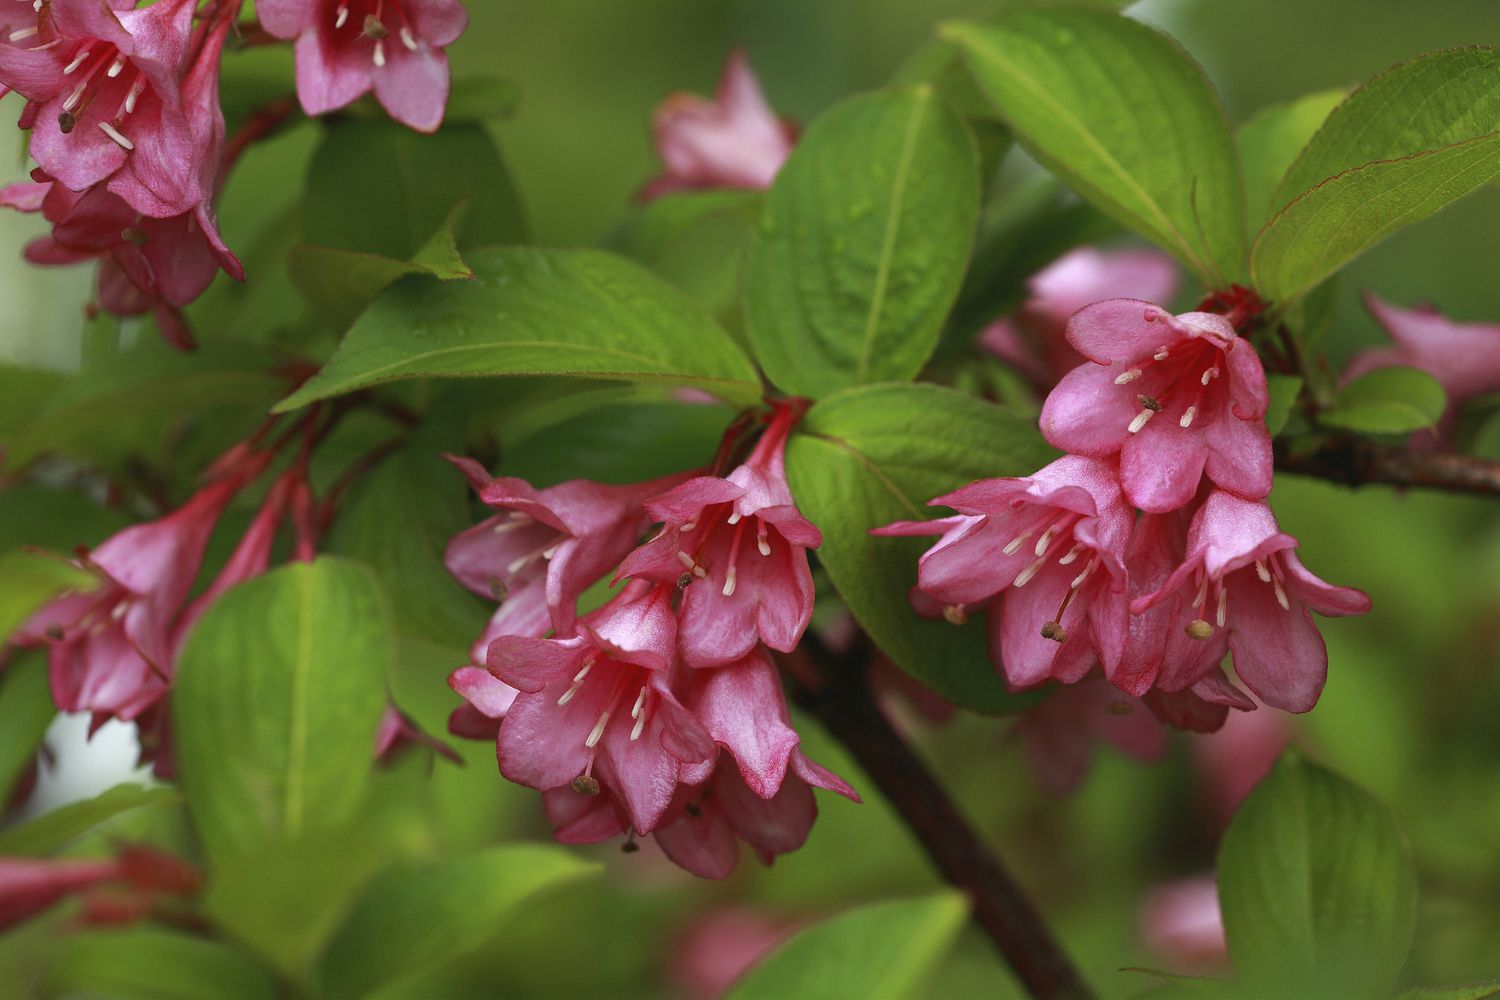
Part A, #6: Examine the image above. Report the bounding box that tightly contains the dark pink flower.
[617,405,822,668]
[1344,292,1500,447]
[642,49,795,201]
[1041,302,1271,513]
[373,704,461,765]
[444,456,685,666]
[981,247,1180,390]
[488,581,715,834]
[0,0,203,217]
[1132,490,1371,713]
[873,455,1132,691]
[257,0,467,133]
[0,856,122,931]
[1016,675,1167,795]
[1138,875,1228,974]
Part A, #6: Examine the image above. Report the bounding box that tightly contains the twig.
[1276,436,1500,497]
[783,639,1097,1000]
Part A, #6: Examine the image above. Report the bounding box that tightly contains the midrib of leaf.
[856,94,929,382]
[804,433,924,518]
[957,29,1209,279]
[284,570,313,837]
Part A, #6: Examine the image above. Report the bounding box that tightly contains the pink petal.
[372,42,450,134]
[690,654,799,798]
[1040,361,1136,456]
[1224,571,1327,713]
[1119,416,1209,514]
[1064,300,1188,366]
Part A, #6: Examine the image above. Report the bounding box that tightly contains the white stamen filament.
[1273,578,1290,610]
[1033,522,1060,558]
[123,78,142,115]
[1114,368,1142,385]
[400,26,418,50]
[676,550,696,570]
[585,710,610,749]
[62,81,86,112]
[1127,409,1155,434]
[722,564,737,597]
[1193,572,1208,610]
[106,55,124,78]
[1179,405,1197,428]
[757,532,771,557]
[1201,366,1219,386]
[110,601,129,621]
[492,514,532,533]
[64,49,90,74]
[556,662,593,706]
[373,39,386,67]
[541,542,560,560]
[629,686,648,741]
[1002,529,1033,556]
[1153,346,1171,361]
[1216,584,1228,628]
[1070,557,1096,590]
[1013,554,1048,588]
[630,713,646,742]
[1255,559,1271,583]
[1057,542,1083,566]
[8,26,38,42]
[630,685,647,719]
[678,520,697,533]
[726,511,743,525]
[98,121,133,150]
[335,3,349,28]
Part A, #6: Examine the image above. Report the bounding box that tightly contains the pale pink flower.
[373,704,460,765]
[1132,491,1371,713]
[873,456,1132,691]
[668,907,793,1000]
[1138,875,1228,974]
[257,0,467,133]
[618,404,821,668]
[1344,292,1500,447]
[1041,302,1271,513]
[981,247,1179,390]
[642,49,795,201]
[1190,698,1288,827]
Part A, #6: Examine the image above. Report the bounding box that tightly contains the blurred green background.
[2,1,1498,998]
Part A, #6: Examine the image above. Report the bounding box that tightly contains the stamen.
[123,78,142,115]
[1216,584,1228,628]
[1014,554,1048,588]
[757,533,771,557]
[106,55,124,78]
[62,81,86,112]
[1201,366,1219,386]
[1114,367,1142,384]
[64,49,90,75]
[98,121,133,150]
[630,712,647,741]
[1070,558,1095,590]
[372,39,386,68]
[1185,619,1214,640]
[541,542,560,560]
[556,661,593,706]
[1002,528,1033,556]
[492,514,532,533]
[335,3,349,28]
[1057,542,1083,566]
[400,26,418,50]
[1153,346,1171,361]
[676,550,696,570]
[1179,405,1196,428]
[630,685,648,720]
[1033,521,1061,558]
[110,601,129,621]
[1255,559,1271,582]
[722,564,737,597]
[570,774,600,795]
[585,710,610,749]
[1192,572,1208,610]
[1127,409,1154,434]
[942,603,967,626]
[8,26,38,42]
[726,511,743,525]
[1040,621,1066,642]
[678,520,696,532]
[1273,578,1290,610]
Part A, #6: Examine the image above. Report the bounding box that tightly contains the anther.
[556,661,593,706]
[1070,558,1095,590]
[372,39,386,67]
[363,14,388,38]
[630,712,646,742]
[676,550,696,570]
[630,685,647,720]
[757,528,771,557]
[722,564,737,597]
[62,81,85,112]
[106,55,124,78]
[570,774,600,795]
[726,511,743,525]
[942,603,967,626]
[1114,368,1142,384]
[9,26,38,42]
[63,49,90,74]
[1057,543,1083,566]
[1040,621,1066,643]
[1014,554,1048,588]
[123,79,141,114]
[678,520,696,532]
[1136,394,1162,412]
[1034,522,1060,558]
[1153,346,1171,361]
[400,26,418,50]
[57,111,76,133]
[1127,409,1155,434]
[120,227,147,247]
[585,710,610,749]
[1201,366,1219,386]
[1185,619,1214,640]
[1216,585,1228,628]
[98,121,133,150]
[1179,405,1196,428]
[492,514,531,533]
[1273,578,1290,610]
[1255,559,1271,582]
[334,3,349,28]
[1002,529,1033,556]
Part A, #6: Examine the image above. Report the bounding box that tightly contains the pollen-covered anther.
[1136,394,1163,413]
[362,14,388,39]
[570,774,600,796]
[1040,620,1066,643]
[1185,618,1214,640]
[120,227,147,247]
[1105,700,1134,716]
[942,603,967,626]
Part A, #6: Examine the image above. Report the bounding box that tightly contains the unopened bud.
[942,603,967,626]
[1105,700,1134,716]
[1185,619,1214,640]
[362,14,388,38]
[1040,621,1066,643]
[1136,394,1163,413]
[570,775,600,796]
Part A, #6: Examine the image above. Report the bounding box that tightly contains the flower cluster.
[0,0,468,346]
[879,289,1371,740]
[445,402,857,879]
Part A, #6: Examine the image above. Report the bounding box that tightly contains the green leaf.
[786,383,1056,711]
[47,928,276,1000]
[745,86,980,397]
[724,893,968,1000]
[500,400,733,487]
[1321,366,1446,434]
[944,8,1244,286]
[1264,375,1304,436]
[303,118,525,260]
[443,75,522,122]
[289,205,475,333]
[0,654,55,802]
[173,558,390,862]
[1395,982,1500,1000]
[1273,48,1500,210]
[1237,88,1348,229]
[0,784,180,855]
[1217,753,1417,998]
[0,549,95,640]
[0,364,64,438]
[0,488,128,553]
[274,247,763,411]
[1250,132,1500,304]
[328,444,487,646]
[318,845,601,1000]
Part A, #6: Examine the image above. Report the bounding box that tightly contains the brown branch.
[1276,437,1500,497]
[784,640,1096,1000]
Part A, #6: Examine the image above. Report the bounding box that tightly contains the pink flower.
[1344,292,1500,447]
[445,665,516,740]
[1041,302,1271,513]
[487,581,716,834]
[1191,700,1288,827]
[1016,675,1167,795]
[642,49,795,201]
[444,456,685,666]
[0,856,122,932]
[873,455,1132,691]
[1138,875,1228,974]
[981,247,1180,390]
[667,907,793,1000]
[373,704,460,765]
[617,405,822,668]
[257,0,467,133]
[0,0,204,217]
[1132,490,1371,713]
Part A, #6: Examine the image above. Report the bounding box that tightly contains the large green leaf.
[1273,48,1500,209]
[0,654,55,803]
[944,8,1244,286]
[1252,132,1500,304]
[0,364,64,438]
[173,558,390,862]
[786,383,1056,711]
[303,118,525,259]
[1237,89,1347,229]
[275,248,763,411]
[745,87,980,397]
[0,784,180,855]
[1395,983,1500,1000]
[1320,366,1446,434]
[318,845,601,999]
[724,893,967,1000]
[47,928,276,1000]
[1217,753,1417,998]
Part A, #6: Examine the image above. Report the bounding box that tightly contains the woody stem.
[783,638,1097,1000]
[1275,436,1500,497]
